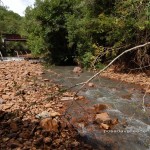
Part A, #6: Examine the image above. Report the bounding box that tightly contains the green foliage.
[22,0,150,68]
[0,6,21,33]
[0,5,25,56]
[22,0,74,64]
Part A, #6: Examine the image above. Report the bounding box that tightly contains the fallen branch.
[75,42,150,94]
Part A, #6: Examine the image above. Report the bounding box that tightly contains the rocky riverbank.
[101,67,150,94]
[0,61,92,149]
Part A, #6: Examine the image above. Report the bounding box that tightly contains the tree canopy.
[0,5,24,56]
[21,0,150,68]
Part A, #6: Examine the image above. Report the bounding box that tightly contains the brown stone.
[0,98,5,104]
[57,104,63,108]
[88,82,95,87]
[44,137,52,144]
[43,79,49,82]
[10,122,18,132]
[2,103,14,110]
[100,123,110,130]
[112,118,119,125]
[19,131,30,139]
[72,141,80,147]
[95,112,111,124]
[45,103,52,108]
[145,104,150,107]
[77,96,85,100]
[73,67,82,74]
[61,97,74,101]
[2,95,10,100]
[50,111,61,117]
[10,141,22,148]
[40,118,59,132]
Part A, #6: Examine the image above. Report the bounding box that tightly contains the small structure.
[1,33,27,57]
[1,33,27,42]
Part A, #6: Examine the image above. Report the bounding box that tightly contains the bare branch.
[75,42,150,94]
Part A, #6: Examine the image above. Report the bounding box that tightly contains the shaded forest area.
[1,0,150,70]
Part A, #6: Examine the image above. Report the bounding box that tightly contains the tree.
[0,5,22,56]
[22,0,75,64]
[22,0,150,69]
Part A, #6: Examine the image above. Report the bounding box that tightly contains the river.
[45,66,150,150]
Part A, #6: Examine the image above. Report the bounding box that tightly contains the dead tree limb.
[75,42,150,94]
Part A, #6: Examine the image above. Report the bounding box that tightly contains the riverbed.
[45,66,150,150]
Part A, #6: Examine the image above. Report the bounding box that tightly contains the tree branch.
[75,42,150,94]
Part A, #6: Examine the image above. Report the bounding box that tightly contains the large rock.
[36,111,50,119]
[2,94,10,100]
[95,112,111,124]
[73,67,82,74]
[0,98,5,104]
[40,118,59,132]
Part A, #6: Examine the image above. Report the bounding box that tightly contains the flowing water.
[0,57,25,61]
[45,66,150,150]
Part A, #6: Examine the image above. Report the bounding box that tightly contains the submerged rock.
[73,67,83,74]
[95,112,111,124]
[36,111,50,119]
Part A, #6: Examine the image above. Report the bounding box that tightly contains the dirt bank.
[101,67,150,94]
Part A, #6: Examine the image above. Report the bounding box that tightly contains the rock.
[60,121,68,129]
[88,82,95,87]
[77,96,85,100]
[10,141,22,148]
[33,137,43,146]
[19,131,30,139]
[15,89,26,96]
[2,138,10,142]
[44,137,52,144]
[77,122,85,129]
[0,98,5,104]
[43,79,49,82]
[121,94,132,100]
[94,104,108,113]
[112,118,119,125]
[50,111,61,117]
[61,97,74,101]
[40,118,59,132]
[63,92,74,97]
[45,103,52,108]
[22,71,30,76]
[73,67,82,74]
[100,123,110,130]
[10,122,18,132]
[38,71,45,75]
[35,111,50,119]
[57,104,63,108]
[2,94,9,100]
[71,141,80,147]
[2,103,14,110]
[95,112,111,124]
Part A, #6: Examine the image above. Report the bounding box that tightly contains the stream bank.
[101,66,150,94]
